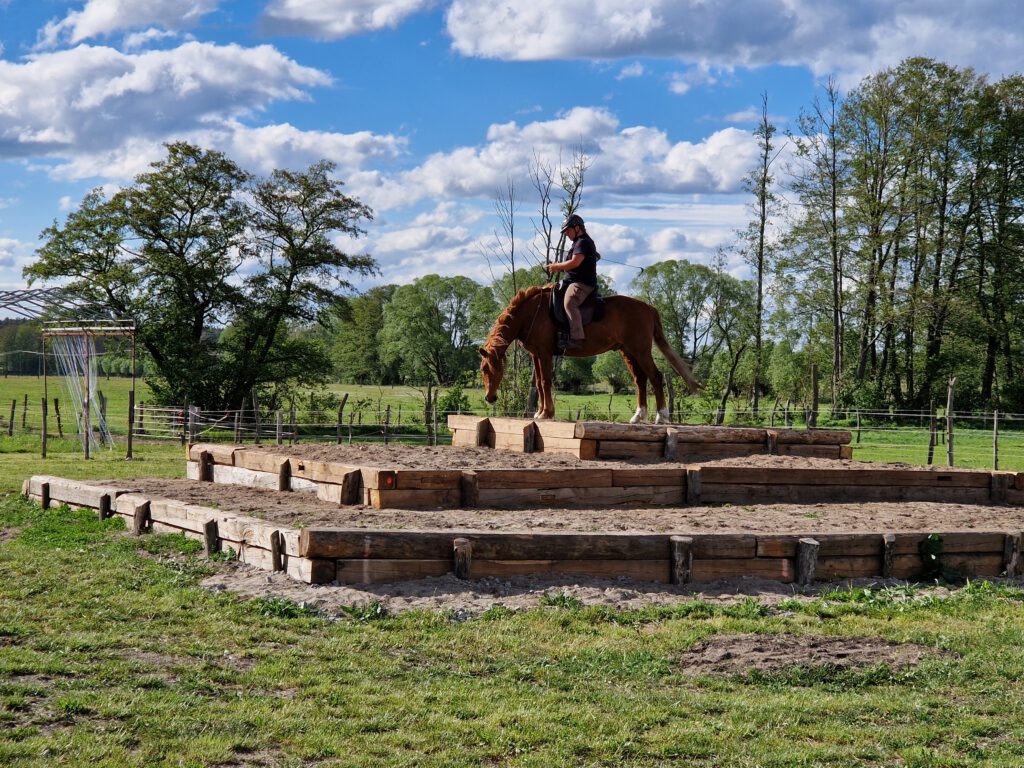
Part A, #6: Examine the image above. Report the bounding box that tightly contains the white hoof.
[533,412,552,421]
[654,408,671,424]
[628,406,648,424]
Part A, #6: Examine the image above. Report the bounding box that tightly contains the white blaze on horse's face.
[479,347,503,404]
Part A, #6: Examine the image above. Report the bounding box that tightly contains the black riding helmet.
[560,214,585,233]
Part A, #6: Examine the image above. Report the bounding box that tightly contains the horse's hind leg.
[622,352,650,424]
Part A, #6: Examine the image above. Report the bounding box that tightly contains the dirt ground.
[105,445,1021,673]
[100,447,1024,619]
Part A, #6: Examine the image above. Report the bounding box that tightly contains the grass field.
[4,386,1024,765]
[3,487,1024,767]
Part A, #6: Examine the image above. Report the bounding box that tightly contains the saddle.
[550,282,605,354]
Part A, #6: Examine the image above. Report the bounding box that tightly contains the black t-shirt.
[564,232,598,287]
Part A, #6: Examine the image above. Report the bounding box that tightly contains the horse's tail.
[652,310,703,394]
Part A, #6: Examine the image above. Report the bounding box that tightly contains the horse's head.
[479,345,505,404]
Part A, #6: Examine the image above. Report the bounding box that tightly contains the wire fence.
[4,396,1024,471]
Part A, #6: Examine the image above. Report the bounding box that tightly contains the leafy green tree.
[330,285,398,383]
[26,143,376,407]
[592,351,631,393]
[379,274,484,385]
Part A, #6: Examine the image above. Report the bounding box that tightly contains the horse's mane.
[486,284,547,349]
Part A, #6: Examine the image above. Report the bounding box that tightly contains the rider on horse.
[545,214,598,350]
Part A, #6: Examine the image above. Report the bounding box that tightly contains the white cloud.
[616,62,645,80]
[0,41,330,174]
[38,0,219,47]
[261,0,436,39]
[445,0,1024,86]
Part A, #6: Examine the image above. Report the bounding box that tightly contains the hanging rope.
[50,333,115,452]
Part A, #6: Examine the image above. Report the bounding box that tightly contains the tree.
[26,142,376,407]
[741,93,783,417]
[785,77,851,406]
[330,285,398,384]
[379,274,485,385]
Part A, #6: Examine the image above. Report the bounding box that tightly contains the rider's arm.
[547,252,584,272]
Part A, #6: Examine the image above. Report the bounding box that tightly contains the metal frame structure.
[1,289,136,459]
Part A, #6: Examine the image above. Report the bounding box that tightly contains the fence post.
[927,410,937,465]
[126,390,134,460]
[188,406,199,444]
[337,393,348,445]
[993,409,1000,471]
[809,363,819,428]
[946,377,956,467]
[275,410,283,446]
[22,393,28,430]
[41,398,47,459]
[181,399,189,446]
[384,405,391,445]
[8,399,14,437]
[855,411,862,444]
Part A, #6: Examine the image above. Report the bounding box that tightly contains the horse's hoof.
[654,409,671,424]
[629,407,648,424]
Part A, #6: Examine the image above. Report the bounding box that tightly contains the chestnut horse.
[479,285,702,423]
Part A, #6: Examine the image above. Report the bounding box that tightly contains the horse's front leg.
[623,353,649,424]
[533,354,556,419]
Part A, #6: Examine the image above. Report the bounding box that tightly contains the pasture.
[3,376,1024,766]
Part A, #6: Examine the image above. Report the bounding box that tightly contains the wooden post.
[855,411,862,444]
[927,410,937,465]
[809,363,819,428]
[459,471,479,508]
[670,535,693,585]
[21,393,28,429]
[7,399,14,436]
[685,468,701,505]
[41,398,48,459]
[453,537,472,579]
[180,399,189,446]
[97,390,106,426]
[765,429,778,456]
[40,481,50,510]
[98,494,111,521]
[233,408,241,444]
[663,428,679,461]
[384,405,391,445]
[270,531,284,572]
[126,389,134,460]
[348,411,354,444]
[796,537,820,586]
[203,519,220,556]
[199,450,214,482]
[946,377,956,467]
[289,401,297,445]
[277,459,291,492]
[252,390,262,445]
[132,501,151,535]
[54,398,63,438]
[882,533,896,578]
[993,410,999,471]
[1003,532,1023,577]
[275,410,283,446]
[336,393,348,445]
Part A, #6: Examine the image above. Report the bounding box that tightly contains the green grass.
[2,491,1024,766]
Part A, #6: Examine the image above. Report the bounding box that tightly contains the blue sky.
[1,0,1022,303]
